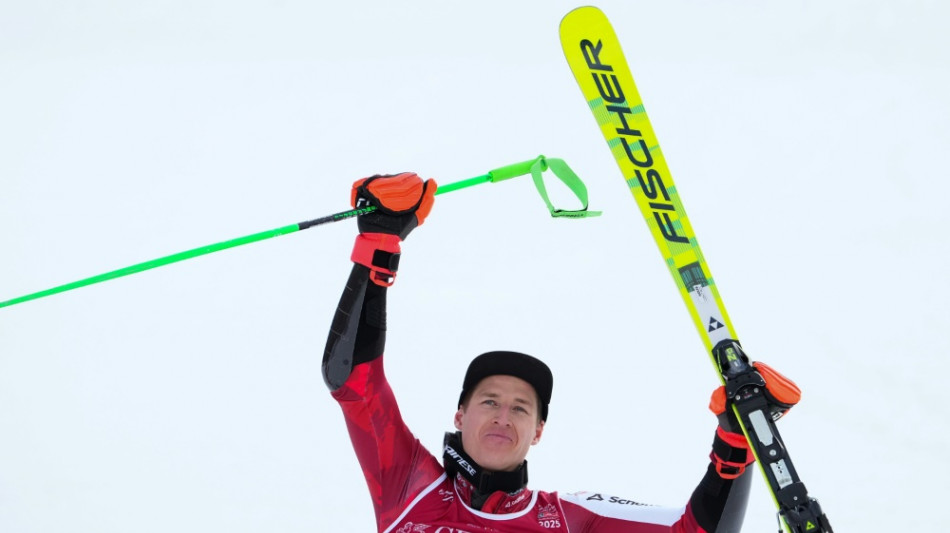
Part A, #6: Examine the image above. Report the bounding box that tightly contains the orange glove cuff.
[351,233,402,287]
[716,425,750,449]
[711,426,754,480]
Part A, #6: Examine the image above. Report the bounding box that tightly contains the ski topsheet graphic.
[560,7,832,533]
[559,8,732,350]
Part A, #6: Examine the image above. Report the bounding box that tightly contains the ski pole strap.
[489,155,601,218]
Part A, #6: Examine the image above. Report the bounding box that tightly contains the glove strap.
[711,426,754,480]
[351,233,402,287]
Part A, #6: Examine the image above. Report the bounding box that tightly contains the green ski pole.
[1,156,598,309]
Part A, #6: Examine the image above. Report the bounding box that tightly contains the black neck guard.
[442,431,528,499]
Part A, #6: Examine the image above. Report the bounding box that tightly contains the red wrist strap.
[351,233,402,287]
[716,425,750,449]
[711,426,754,479]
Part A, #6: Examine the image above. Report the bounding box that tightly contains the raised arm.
[322,173,440,530]
[690,361,800,532]
[561,361,800,533]
[322,173,436,389]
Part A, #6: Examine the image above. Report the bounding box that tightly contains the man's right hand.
[349,173,436,286]
[351,173,437,240]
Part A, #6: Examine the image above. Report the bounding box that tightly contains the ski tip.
[559,5,604,28]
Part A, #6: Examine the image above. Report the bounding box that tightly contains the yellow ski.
[560,7,832,533]
[560,6,734,352]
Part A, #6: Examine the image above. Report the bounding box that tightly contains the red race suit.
[324,263,752,533]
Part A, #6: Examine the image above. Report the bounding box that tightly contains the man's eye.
[482,399,497,406]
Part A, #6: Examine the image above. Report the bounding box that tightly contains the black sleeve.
[688,434,753,533]
[322,264,389,391]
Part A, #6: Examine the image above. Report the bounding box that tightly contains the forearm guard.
[689,429,754,533]
[322,264,388,391]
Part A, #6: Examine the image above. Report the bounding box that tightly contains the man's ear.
[531,420,545,445]
[454,407,464,431]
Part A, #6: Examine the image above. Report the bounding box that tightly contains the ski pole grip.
[488,156,543,182]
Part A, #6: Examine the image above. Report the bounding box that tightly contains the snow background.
[1,0,947,531]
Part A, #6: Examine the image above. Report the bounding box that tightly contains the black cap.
[458,351,553,421]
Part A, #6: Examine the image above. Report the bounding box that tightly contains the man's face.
[454,375,545,472]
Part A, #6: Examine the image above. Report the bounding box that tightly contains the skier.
[323,173,801,532]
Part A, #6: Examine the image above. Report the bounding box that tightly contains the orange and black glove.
[349,173,437,286]
[707,362,801,479]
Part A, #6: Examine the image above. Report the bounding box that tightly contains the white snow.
[1,1,947,531]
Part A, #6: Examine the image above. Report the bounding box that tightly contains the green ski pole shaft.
[0,167,518,310]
